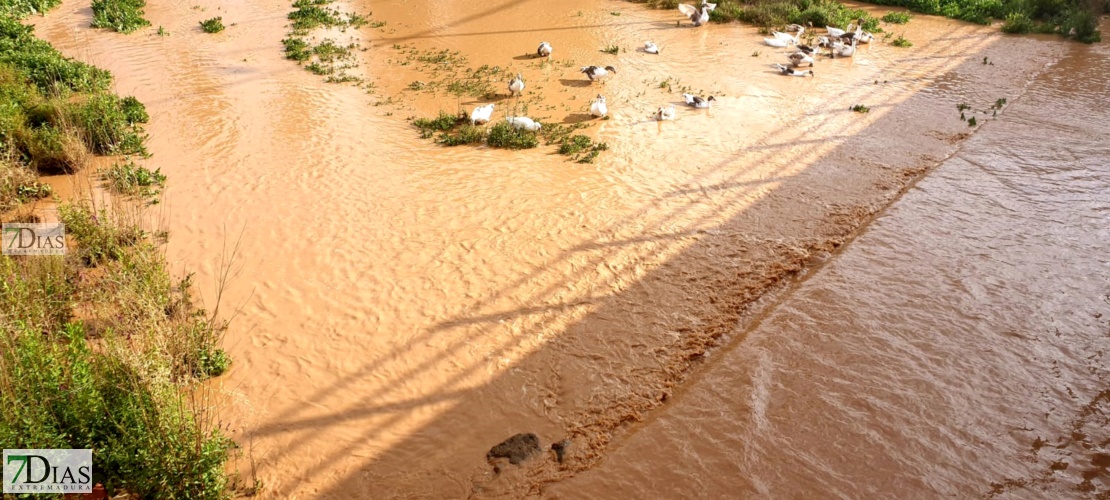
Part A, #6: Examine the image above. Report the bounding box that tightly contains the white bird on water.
[537,41,553,58]
[644,41,660,54]
[683,94,716,108]
[678,1,717,27]
[470,103,495,125]
[581,65,617,82]
[508,73,525,96]
[656,105,677,121]
[506,116,542,132]
[774,63,814,77]
[590,95,608,118]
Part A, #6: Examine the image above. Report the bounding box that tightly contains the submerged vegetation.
[90,0,151,34]
[199,16,225,34]
[629,0,1103,42]
[282,0,369,82]
[410,112,609,160]
[1,1,234,497]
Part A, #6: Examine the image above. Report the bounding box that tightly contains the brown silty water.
[551,27,1110,498]
[28,0,1082,497]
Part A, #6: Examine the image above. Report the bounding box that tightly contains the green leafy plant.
[601,44,620,55]
[90,0,151,34]
[891,34,913,47]
[103,160,166,200]
[487,121,538,149]
[881,11,912,23]
[850,104,870,113]
[199,16,225,33]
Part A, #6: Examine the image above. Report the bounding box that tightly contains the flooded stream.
[27,0,1100,497]
[552,30,1110,499]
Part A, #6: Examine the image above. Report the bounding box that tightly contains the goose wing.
[678,3,698,16]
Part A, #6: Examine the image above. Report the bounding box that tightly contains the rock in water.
[551,439,571,463]
[487,433,542,465]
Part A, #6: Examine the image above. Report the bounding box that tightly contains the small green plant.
[610,11,621,16]
[407,80,427,91]
[967,116,978,127]
[751,50,761,57]
[487,121,538,149]
[412,111,464,138]
[881,11,912,23]
[103,160,166,200]
[850,104,870,113]
[992,98,1007,109]
[601,44,620,55]
[282,36,311,61]
[90,0,152,34]
[439,124,485,146]
[199,16,225,33]
[557,134,608,163]
[157,25,168,36]
[891,34,912,47]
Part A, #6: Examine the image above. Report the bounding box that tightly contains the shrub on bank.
[1,4,235,498]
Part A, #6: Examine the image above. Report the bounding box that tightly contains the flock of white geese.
[468,0,875,129]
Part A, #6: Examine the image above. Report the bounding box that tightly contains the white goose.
[656,105,676,121]
[537,41,553,58]
[764,37,792,48]
[678,0,716,27]
[683,94,716,108]
[826,26,847,37]
[590,94,608,118]
[506,116,542,131]
[508,73,525,96]
[832,37,858,58]
[788,51,815,67]
[772,26,803,42]
[644,41,660,54]
[774,63,814,77]
[470,104,495,125]
[581,65,617,82]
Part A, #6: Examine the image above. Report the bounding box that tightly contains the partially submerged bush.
[486,121,538,149]
[90,0,151,34]
[199,16,225,33]
[882,11,913,23]
[439,124,485,146]
[103,159,165,200]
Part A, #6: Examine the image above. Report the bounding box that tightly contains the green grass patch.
[601,44,620,55]
[556,134,609,163]
[487,121,538,149]
[103,159,165,200]
[881,11,913,23]
[438,124,485,146]
[850,104,871,113]
[891,34,913,46]
[90,0,151,34]
[199,16,225,33]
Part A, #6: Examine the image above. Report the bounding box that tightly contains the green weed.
[882,11,912,23]
[103,159,165,200]
[199,16,225,33]
[91,0,151,34]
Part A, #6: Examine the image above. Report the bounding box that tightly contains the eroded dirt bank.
[31,1,1066,497]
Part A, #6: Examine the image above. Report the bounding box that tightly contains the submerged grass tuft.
[881,11,912,23]
[891,34,913,47]
[199,16,225,33]
[90,0,151,34]
[850,104,871,113]
[103,159,165,200]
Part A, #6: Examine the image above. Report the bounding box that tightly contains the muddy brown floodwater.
[28,0,1100,497]
[550,29,1110,498]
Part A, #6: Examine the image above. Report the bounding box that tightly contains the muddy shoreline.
[31,1,1070,497]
